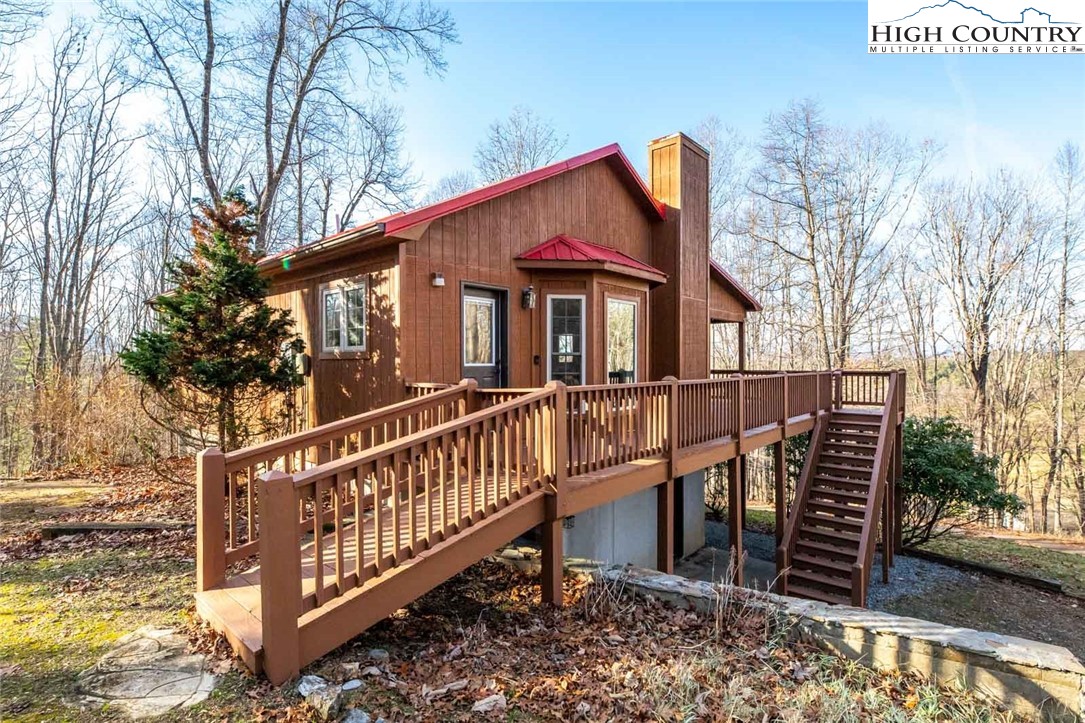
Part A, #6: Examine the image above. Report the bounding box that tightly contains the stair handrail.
[196,380,476,592]
[223,380,474,474]
[850,370,899,606]
[776,409,829,595]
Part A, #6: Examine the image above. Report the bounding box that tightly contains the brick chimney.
[648,133,710,380]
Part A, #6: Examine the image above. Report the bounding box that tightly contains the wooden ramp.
[196,479,548,675]
[193,370,905,683]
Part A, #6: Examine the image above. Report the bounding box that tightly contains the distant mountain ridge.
[884,0,1074,24]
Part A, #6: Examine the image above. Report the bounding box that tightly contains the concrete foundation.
[563,470,708,569]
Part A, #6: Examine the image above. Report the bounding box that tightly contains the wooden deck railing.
[197,367,909,681]
[255,384,561,682]
[566,382,672,475]
[195,381,476,592]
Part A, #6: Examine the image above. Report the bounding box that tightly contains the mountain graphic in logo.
[884,1,1074,24]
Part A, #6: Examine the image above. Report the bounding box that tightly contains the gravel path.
[704,520,969,610]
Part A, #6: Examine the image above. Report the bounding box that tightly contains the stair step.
[829,419,881,429]
[833,410,883,420]
[818,462,874,479]
[808,487,869,503]
[807,499,867,518]
[815,474,873,491]
[790,568,852,591]
[804,512,864,531]
[795,539,857,561]
[825,431,879,443]
[820,451,874,465]
[786,583,850,605]
[823,441,878,454]
[798,525,861,545]
[792,553,853,576]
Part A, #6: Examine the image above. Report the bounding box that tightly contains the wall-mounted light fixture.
[431,272,445,288]
[521,285,537,310]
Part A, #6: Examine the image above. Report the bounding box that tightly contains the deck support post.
[773,441,785,546]
[727,457,744,587]
[541,381,567,607]
[541,517,563,606]
[196,448,226,592]
[656,478,675,573]
[258,471,302,686]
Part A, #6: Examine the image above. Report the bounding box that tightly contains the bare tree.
[106,0,455,254]
[749,100,934,367]
[422,170,476,205]
[474,106,566,184]
[1046,143,1084,531]
[919,171,1048,455]
[19,20,146,467]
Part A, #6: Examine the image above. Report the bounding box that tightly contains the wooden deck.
[193,370,905,683]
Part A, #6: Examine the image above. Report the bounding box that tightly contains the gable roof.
[260,143,665,274]
[709,259,763,312]
[516,234,667,285]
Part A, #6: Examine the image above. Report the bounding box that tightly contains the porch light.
[431,272,445,287]
[521,285,537,310]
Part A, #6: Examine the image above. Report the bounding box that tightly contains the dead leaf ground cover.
[1,470,1019,721]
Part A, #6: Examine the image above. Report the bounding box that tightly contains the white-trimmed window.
[322,281,367,352]
[607,298,637,383]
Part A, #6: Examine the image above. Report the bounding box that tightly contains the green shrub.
[900,417,1022,547]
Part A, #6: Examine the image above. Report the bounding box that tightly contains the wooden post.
[737,322,746,372]
[460,377,479,415]
[541,518,563,605]
[773,441,785,546]
[196,448,226,593]
[893,372,905,554]
[833,371,843,410]
[542,381,567,606]
[258,471,302,685]
[739,454,748,530]
[663,376,679,477]
[727,457,744,587]
[657,478,675,573]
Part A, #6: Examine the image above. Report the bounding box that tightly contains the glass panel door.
[548,295,584,386]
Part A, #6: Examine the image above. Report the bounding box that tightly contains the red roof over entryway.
[515,234,667,285]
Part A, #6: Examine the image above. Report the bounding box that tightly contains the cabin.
[194,133,906,684]
[259,133,756,425]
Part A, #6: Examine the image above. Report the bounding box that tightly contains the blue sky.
[396,1,1085,187]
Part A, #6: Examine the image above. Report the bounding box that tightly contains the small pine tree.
[121,191,304,452]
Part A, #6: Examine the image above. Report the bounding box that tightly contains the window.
[322,281,367,352]
[463,295,495,366]
[547,295,584,386]
[607,298,637,383]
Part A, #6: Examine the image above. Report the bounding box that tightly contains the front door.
[461,286,506,388]
[547,294,585,386]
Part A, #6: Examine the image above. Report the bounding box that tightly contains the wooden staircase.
[778,371,903,607]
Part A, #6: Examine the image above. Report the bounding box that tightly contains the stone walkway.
[77,626,217,719]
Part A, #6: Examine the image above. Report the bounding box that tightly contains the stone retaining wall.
[598,565,1085,722]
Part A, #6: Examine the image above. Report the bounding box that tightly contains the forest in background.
[1,3,1082,536]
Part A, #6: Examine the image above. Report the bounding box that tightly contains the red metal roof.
[261,143,666,271]
[517,234,666,278]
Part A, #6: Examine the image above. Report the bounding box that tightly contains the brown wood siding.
[649,134,710,380]
[710,275,748,322]
[267,249,401,426]
[400,159,656,389]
